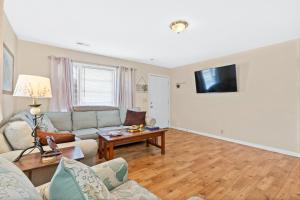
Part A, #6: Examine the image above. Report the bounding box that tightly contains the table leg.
[161,132,165,155]
[98,137,103,159]
[28,170,32,181]
[104,142,108,160]
[108,142,114,160]
[146,139,149,147]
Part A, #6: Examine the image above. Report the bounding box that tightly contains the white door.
[148,74,170,128]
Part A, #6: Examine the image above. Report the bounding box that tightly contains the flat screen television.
[194,64,237,93]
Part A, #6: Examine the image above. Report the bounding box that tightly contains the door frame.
[148,73,171,127]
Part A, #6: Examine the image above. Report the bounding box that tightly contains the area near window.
[72,62,117,106]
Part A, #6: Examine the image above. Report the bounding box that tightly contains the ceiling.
[4,0,300,68]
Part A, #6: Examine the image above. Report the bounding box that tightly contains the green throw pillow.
[49,157,111,200]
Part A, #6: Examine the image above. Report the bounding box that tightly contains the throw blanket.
[9,111,35,129]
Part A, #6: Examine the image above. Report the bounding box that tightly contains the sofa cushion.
[0,157,42,200]
[46,112,72,131]
[98,126,130,133]
[0,151,22,162]
[0,124,12,153]
[111,180,160,200]
[72,111,97,130]
[97,110,122,128]
[49,157,111,200]
[74,106,118,112]
[4,121,34,150]
[72,128,99,140]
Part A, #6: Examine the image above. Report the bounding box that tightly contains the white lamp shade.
[13,75,52,98]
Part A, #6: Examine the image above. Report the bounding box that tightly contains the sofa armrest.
[91,157,128,191]
[72,139,97,158]
[0,139,98,164]
[36,182,50,200]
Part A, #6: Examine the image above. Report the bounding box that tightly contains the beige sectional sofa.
[0,106,148,185]
[46,106,141,141]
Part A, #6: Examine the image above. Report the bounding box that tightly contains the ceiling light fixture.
[170,20,189,33]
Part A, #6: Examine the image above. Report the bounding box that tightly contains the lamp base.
[42,150,62,157]
[14,103,44,162]
[29,103,41,116]
[14,142,45,162]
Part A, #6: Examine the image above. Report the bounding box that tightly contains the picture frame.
[136,76,148,93]
[3,44,14,95]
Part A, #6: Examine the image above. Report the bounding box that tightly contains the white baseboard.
[171,126,300,158]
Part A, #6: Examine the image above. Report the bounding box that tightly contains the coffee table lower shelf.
[98,129,167,160]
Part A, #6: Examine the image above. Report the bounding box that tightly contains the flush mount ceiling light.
[170,20,189,33]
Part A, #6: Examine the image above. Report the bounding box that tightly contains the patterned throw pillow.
[0,157,42,200]
[93,158,128,191]
[123,110,146,126]
[49,157,111,200]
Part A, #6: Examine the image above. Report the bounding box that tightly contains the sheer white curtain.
[49,56,74,112]
[116,66,136,110]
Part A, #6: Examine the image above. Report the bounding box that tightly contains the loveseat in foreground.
[36,157,160,200]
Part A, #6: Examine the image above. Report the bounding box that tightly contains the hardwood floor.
[98,129,300,200]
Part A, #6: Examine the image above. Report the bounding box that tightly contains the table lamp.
[13,74,52,161]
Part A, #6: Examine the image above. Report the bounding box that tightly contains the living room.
[0,0,300,200]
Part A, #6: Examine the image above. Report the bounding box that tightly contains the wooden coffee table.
[14,146,84,180]
[98,129,167,160]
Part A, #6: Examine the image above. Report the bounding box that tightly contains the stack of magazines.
[145,126,160,131]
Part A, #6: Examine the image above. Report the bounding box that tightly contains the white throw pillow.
[4,121,33,150]
[0,157,42,200]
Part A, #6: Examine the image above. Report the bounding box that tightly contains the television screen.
[194,64,237,93]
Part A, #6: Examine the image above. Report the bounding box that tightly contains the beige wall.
[171,39,300,153]
[15,40,170,113]
[2,14,17,119]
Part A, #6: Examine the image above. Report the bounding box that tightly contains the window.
[72,62,117,106]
